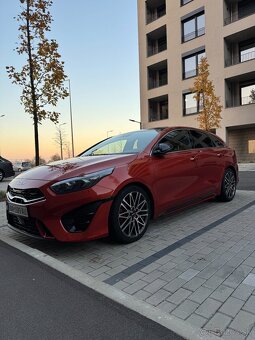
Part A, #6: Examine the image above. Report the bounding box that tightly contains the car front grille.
[7,187,45,204]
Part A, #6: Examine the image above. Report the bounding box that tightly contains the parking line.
[104,200,255,285]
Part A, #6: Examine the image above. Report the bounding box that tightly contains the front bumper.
[6,185,114,242]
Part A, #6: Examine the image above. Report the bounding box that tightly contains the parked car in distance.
[6,127,238,243]
[13,161,32,172]
[0,156,15,182]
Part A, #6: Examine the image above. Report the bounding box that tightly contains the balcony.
[148,95,168,121]
[224,27,255,67]
[148,60,168,89]
[146,0,166,25]
[224,0,255,25]
[225,71,255,108]
[147,25,167,57]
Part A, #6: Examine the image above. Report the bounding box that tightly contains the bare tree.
[53,125,68,160]
[7,0,68,166]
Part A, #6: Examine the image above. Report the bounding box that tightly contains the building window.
[181,0,193,6]
[146,0,166,24]
[148,60,168,89]
[248,140,255,154]
[149,95,168,121]
[241,83,255,105]
[183,92,202,115]
[183,50,205,79]
[240,40,255,63]
[182,12,205,43]
[147,26,167,57]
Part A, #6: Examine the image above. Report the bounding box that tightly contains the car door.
[189,129,223,195]
[150,129,202,213]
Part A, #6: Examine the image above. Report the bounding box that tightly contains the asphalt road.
[238,171,255,191]
[0,241,183,340]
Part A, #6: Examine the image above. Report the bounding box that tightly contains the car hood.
[13,154,138,183]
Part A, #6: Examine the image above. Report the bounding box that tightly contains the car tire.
[218,168,236,202]
[109,185,151,244]
[0,170,4,182]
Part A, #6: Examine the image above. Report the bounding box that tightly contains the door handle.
[190,157,196,161]
[217,153,222,157]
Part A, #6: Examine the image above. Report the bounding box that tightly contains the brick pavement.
[1,190,255,339]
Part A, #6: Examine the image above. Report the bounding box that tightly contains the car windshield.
[81,130,161,156]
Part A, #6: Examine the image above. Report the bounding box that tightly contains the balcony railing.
[224,10,255,25]
[242,96,255,105]
[183,27,205,43]
[225,50,255,67]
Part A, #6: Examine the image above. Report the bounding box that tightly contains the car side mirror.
[153,143,173,156]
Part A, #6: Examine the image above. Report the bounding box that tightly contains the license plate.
[8,203,28,218]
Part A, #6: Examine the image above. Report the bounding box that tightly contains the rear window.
[210,135,225,147]
[189,130,215,148]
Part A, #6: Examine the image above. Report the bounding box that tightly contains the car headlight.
[50,168,114,194]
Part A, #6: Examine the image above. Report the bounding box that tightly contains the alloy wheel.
[118,191,149,238]
[224,170,236,200]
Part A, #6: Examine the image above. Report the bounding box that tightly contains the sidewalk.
[238,163,255,172]
[1,190,255,339]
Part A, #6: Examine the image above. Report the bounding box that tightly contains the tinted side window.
[210,135,225,147]
[189,130,215,148]
[159,129,193,152]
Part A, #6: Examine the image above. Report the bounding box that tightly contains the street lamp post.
[66,79,75,157]
[129,119,142,129]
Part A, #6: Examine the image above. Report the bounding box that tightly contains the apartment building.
[137,0,255,162]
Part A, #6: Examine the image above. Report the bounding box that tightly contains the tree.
[49,153,61,162]
[6,0,68,166]
[53,125,68,160]
[190,57,222,131]
[250,89,255,103]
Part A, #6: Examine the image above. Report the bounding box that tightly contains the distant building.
[137,0,255,162]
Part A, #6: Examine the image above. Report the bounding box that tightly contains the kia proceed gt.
[6,127,238,243]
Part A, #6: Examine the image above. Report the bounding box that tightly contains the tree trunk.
[26,0,40,166]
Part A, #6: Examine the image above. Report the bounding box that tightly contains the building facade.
[137,0,255,162]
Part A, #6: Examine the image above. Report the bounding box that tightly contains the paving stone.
[123,280,148,294]
[232,284,254,301]
[219,297,244,317]
[159,261,178,273]
[186,314,207,328]
[195,298,222,318]
[175,261,193,272]
[133,290,151,301]
[243,273,255,287]
[243,256,255,267]
[189,286,214,304]
[224,270,250,289]
[157,301,176,314]
[178,269,199,281]
[210,284,234,302]
[183,277,206,292]
[141,262,161,274]
[247,327,255,340]
[142,270,164,283]
[215,264,235,280]
[143,279,167,294]
[123,271,146,284]
[160,269,182,282]
[243,296,255,314]
[167,288,192,305]
[229,310,255,335]
[223,328,246,340]
[145,289,171,306]
[204,312,232,335]
[172,300,199,320]
[203,275,224,290]
[164,278,186,293]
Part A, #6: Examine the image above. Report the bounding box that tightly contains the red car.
[6,127,238,243]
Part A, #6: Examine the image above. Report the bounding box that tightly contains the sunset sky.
[0,1,140,161]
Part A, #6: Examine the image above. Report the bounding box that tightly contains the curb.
[0,234,220,340]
